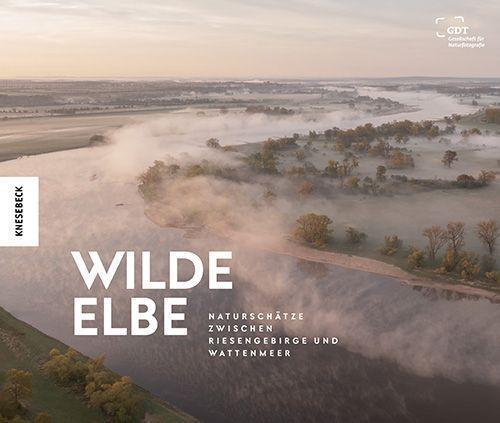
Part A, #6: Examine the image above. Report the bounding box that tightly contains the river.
[0,87,498,422]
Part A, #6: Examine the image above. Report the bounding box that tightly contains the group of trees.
[138,158,242,201]
[138,160,180,200]
[455,170,496,188]
[323,120,449,149]
[293,214,368,247]
[419,220,499,280]
[0,369,50,423]
[245,106,295,115]
[386,150,415,169]
[43,348,142,422]
[262,137,298,152]
[323,157,359,181]
[382,220,499,281]
[246,150,279,174]
[292,213,499,283]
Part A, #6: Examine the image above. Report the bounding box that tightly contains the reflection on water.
[5,235,500,422]
[59,256,500,422]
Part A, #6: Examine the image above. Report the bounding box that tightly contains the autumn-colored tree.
[379,235,402,256]
[387,150,414,169]
[477,219,499,255]
[3,370,32,409]
[246,150,278,174]
[442,150,458,167]
[485,271,500,284]
[456,174,477,188]
[407,247,425,269]
[368,140,390,158]
[456,251,481,280]
[42,348,88,387]
[344,176,360,190]
[422,225,447,261]
[477,170,496,186]
[445,222,465,258]
[87,375,142,423]
[294,214,332,247]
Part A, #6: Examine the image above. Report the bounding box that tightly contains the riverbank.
[145,206,500,303]
[0,305,196,422]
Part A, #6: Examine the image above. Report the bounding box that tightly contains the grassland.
[0,306,194,422]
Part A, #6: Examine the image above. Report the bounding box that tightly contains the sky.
[0,0,499,79]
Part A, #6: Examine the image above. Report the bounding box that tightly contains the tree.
[407,247,424,269]
[442,150,458,167]
[376,165,387,182]
[345,227,367,244]
[42,348,87,386]
[294,214,332,247]
[324,160,340,178]
[387,150,414,169]
[206,138,221,149]
[137,160,170,200]
[3,370,32,409]
[477,170,496,186]
[379,235,402,256]
[456,174,477,188]
[444,222,465,266]
[87,377,142,423]
[477,219,499,255]
[422,225,447,261]
[246,151,278,174]
[456,252,481,280]
[344,176,360,190]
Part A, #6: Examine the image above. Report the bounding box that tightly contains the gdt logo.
[435,16,469,38]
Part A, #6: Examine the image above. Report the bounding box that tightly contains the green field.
[0,306,194,422]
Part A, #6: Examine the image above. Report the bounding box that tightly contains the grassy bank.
[0,306,194,422]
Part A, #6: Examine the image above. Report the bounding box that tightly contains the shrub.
[456,251,481,280]
[485,271,500,284]
[379,235,402,256]
[345,227,367,244]
[407,247,425,269]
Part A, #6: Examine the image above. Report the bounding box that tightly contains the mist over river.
[1,88,499,422]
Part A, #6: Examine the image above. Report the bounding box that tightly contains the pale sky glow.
[0,0,499,78]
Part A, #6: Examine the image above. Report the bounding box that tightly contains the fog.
[0,88,499,421]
